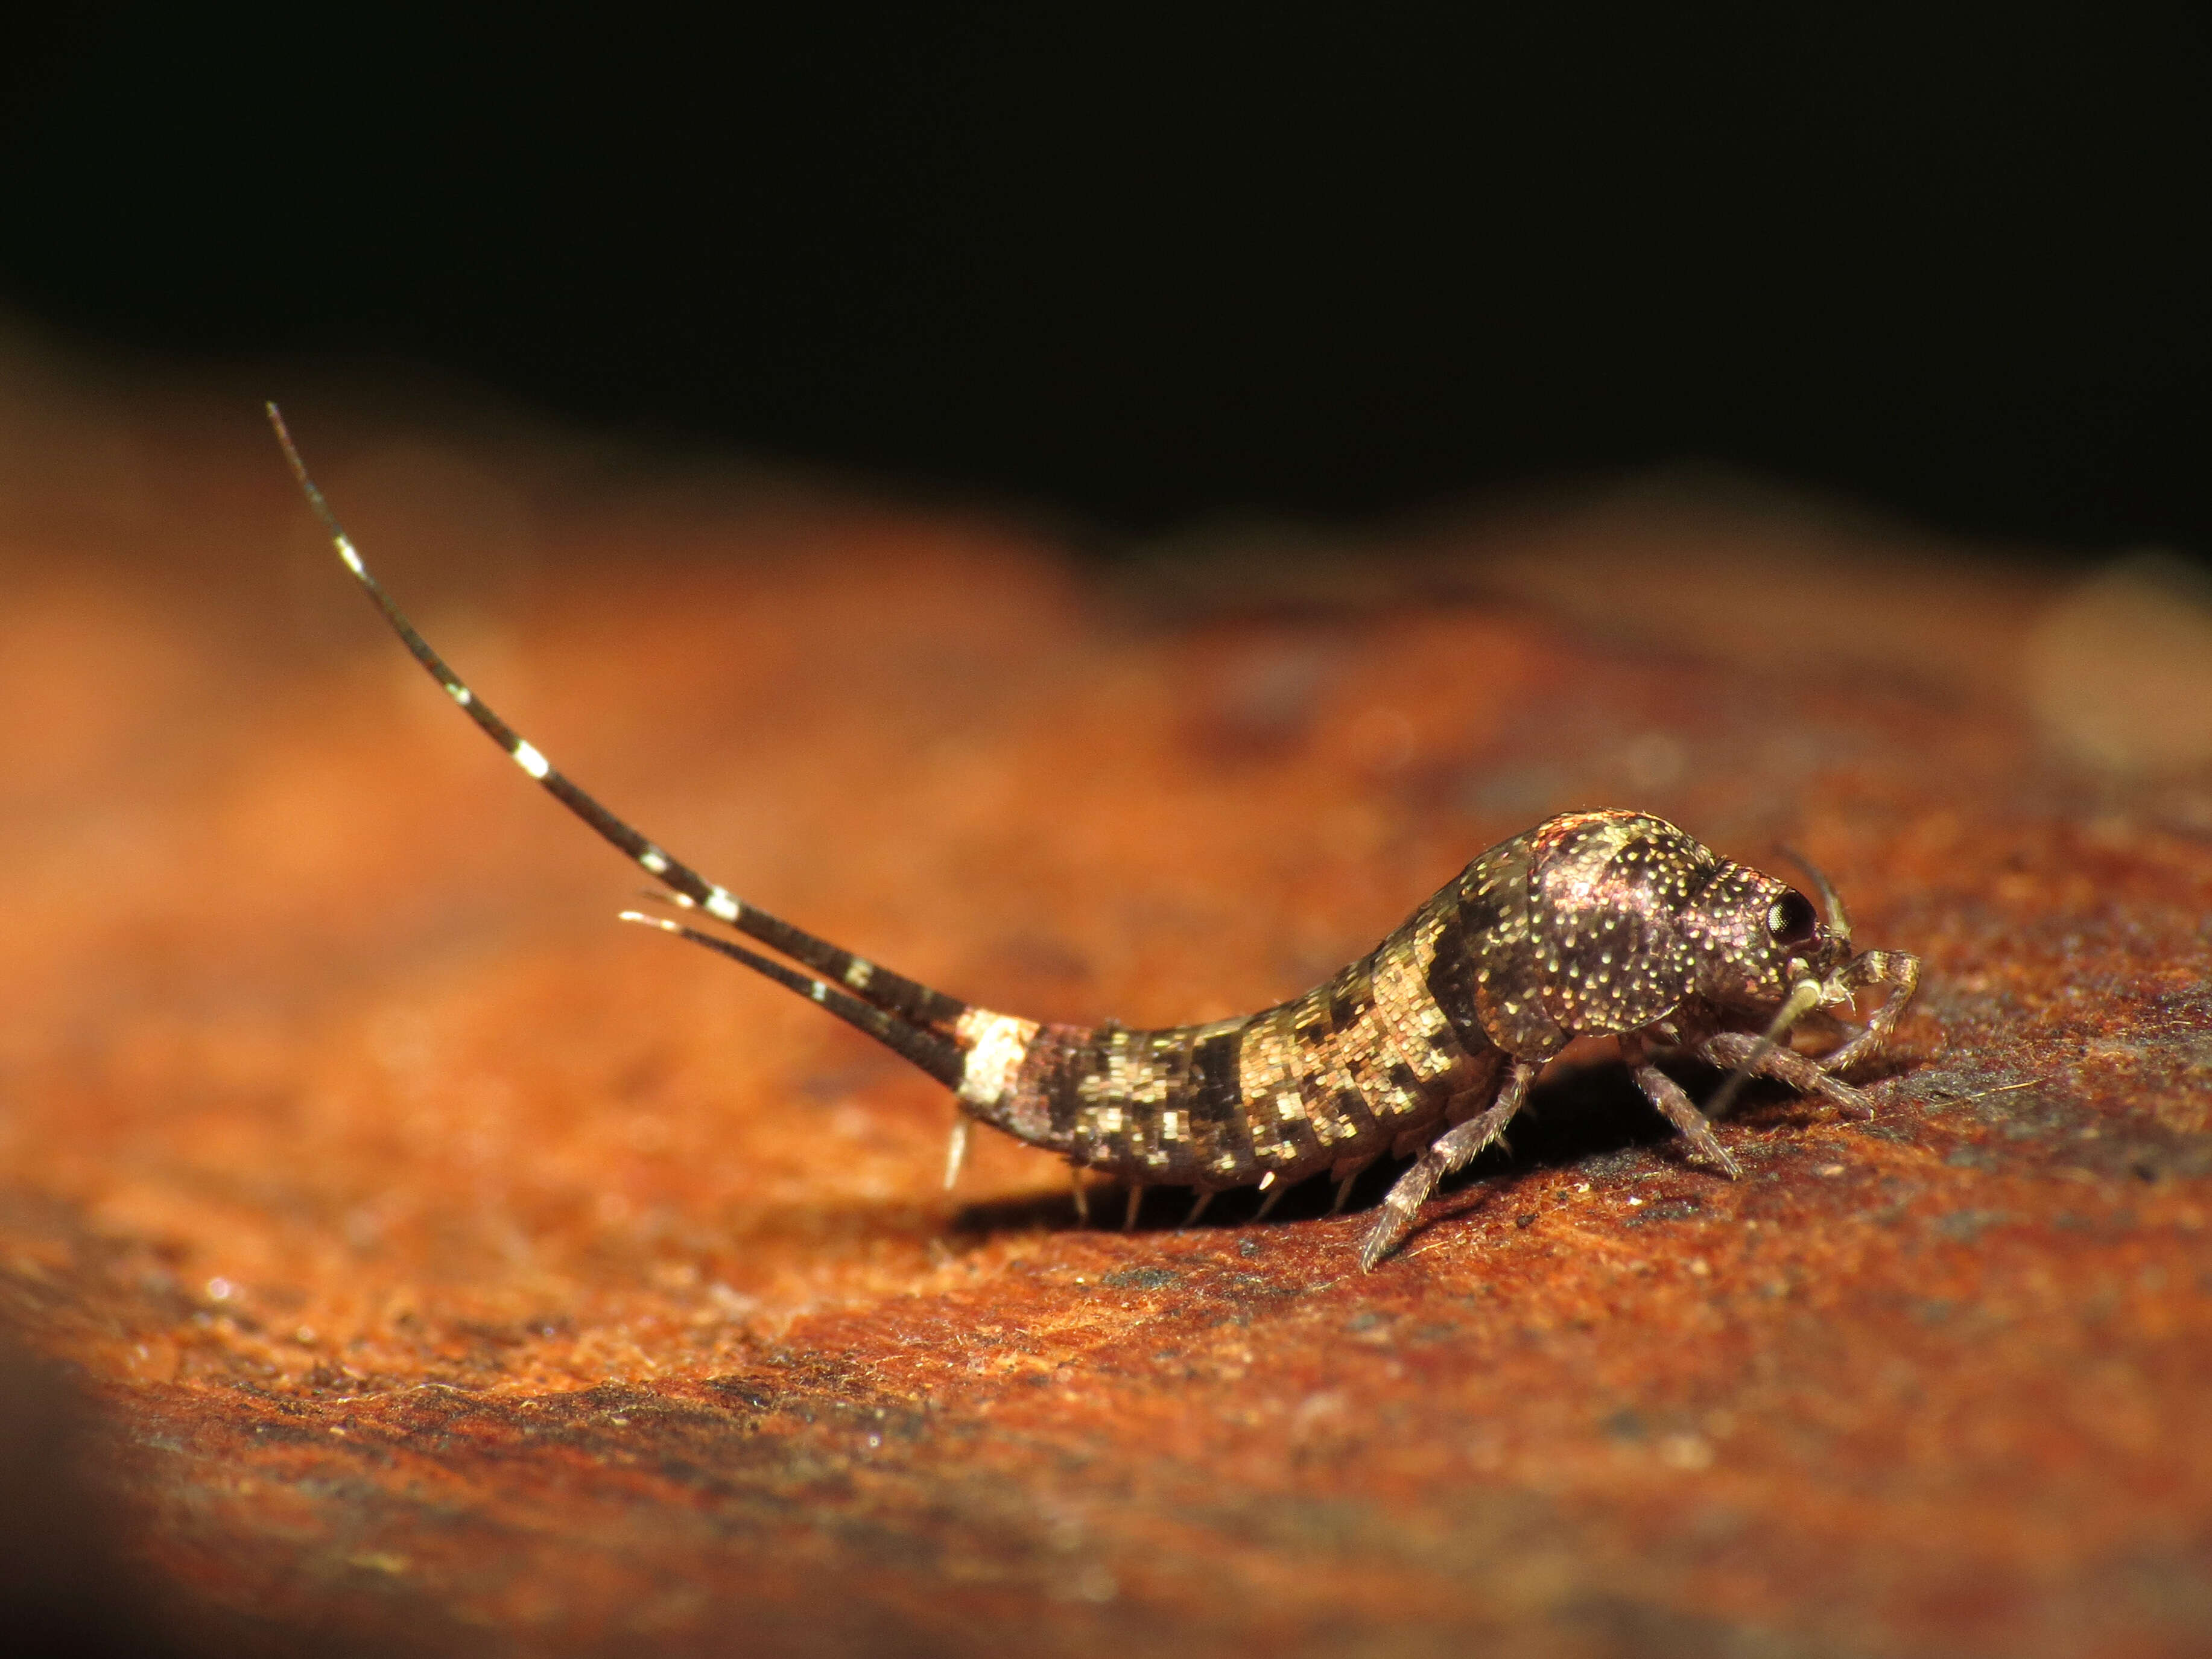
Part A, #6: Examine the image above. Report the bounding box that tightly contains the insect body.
[273,408,1918,1267]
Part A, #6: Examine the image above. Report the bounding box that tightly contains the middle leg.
[1622,1033,1744,1178]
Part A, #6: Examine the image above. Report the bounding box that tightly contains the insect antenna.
[1779,843,1851,942]
[269,403,973,1061]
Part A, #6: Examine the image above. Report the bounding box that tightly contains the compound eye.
[1767,889,1819,945]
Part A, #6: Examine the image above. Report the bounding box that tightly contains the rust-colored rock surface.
[2,366,2209,1657]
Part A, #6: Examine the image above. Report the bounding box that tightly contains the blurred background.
[5,12,2212,1657]
[1,2,2207,554]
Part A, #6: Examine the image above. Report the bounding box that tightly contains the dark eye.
[1767,890,1818,945]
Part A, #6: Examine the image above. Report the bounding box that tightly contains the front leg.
[1821,949,1920,1077]
[1699,1031,1873,1120]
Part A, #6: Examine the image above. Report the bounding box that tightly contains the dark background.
[2,4,2208,551]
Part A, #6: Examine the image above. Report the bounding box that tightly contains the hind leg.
[1360,1059,1538,1270]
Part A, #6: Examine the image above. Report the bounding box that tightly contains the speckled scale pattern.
[984,811,1792,1193]
[940,802,1915,1264]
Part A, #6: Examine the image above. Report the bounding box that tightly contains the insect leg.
[1698,1032,1872,1118]
[1360,1059,1538,1271]
[1699,978,1825,1125]
[1327,1156,1377,1216]
[1620,1036,1743,1176]
[1069,1169,1091,1225]
[1821,950,1921,1076]
[1123,1185,1146,1231]
[1182,1190,1215,1228]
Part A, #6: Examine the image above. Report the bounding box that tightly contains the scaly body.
[273,408,1918,1267]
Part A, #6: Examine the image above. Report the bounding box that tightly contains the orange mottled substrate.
[1,389,2208,1658]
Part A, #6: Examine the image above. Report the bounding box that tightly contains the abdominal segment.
[986,886,1504,1191]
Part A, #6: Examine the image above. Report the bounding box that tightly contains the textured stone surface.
[1,379,2209,1657]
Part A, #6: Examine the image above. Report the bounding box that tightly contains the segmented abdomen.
[974,875,1507,1191]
